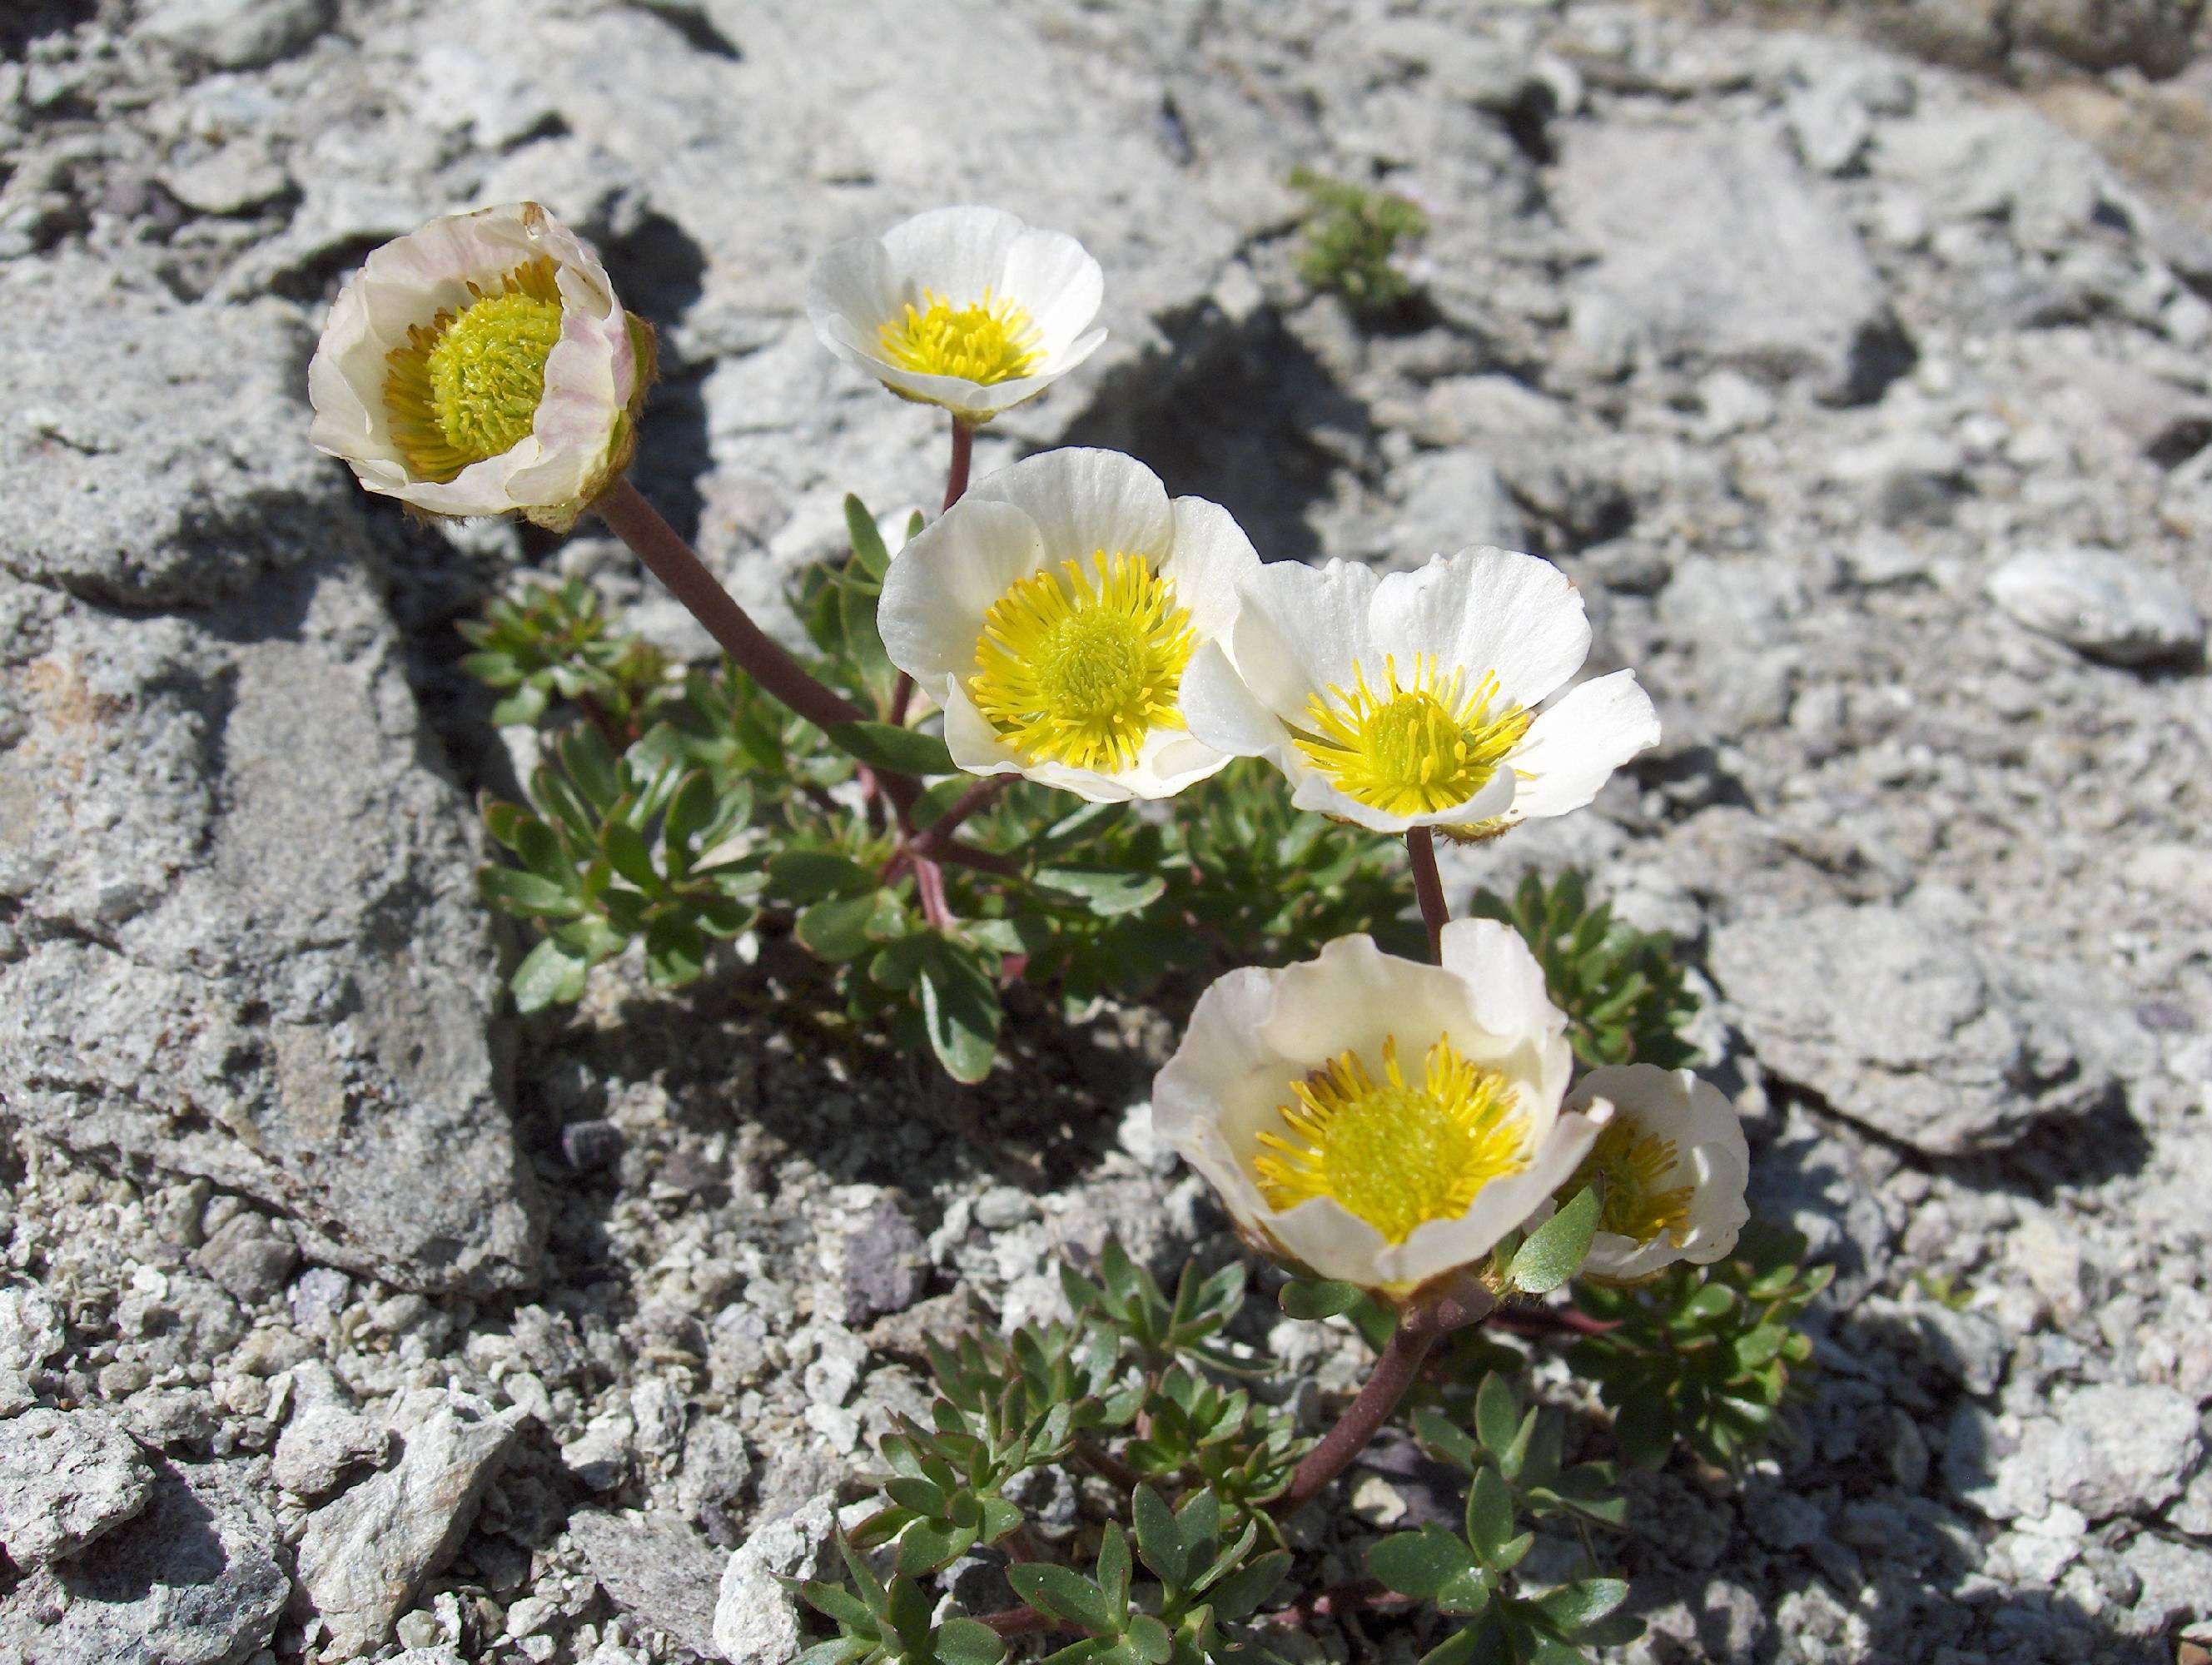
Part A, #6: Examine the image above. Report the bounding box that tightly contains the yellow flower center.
[878,289,1042,385]
[968,553,1196,775]
[1254,1036,1531,1245]
[1294,654,1533,818]
[383,256,565,482]
[1569,1119,1693,1246]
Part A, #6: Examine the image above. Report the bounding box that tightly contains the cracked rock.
[291,1388,518,1658]
[0,1406,152,1569]
[0,1454,289,1665]
[712,1492,838,1665]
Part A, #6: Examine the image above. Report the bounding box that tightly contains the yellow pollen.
[878,288,1042,385]
[383,256,565,482]
[1570,1119,1694,1246]
[1292,654,1533,818]
[1254,1036,1531,1245]
[968,553,1196,775]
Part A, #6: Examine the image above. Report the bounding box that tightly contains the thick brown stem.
[1406,827,1447,962]
[1266,1578,1417,1626]
[594,479,922,814]
[944,415,975,511]
[1072,1439,1146,1494]
[1488,1304,1620,1339]
[1273,1284,1494,1518]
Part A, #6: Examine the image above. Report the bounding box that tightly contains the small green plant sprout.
[307,201,1835,1658]
[1286,165,1430,314]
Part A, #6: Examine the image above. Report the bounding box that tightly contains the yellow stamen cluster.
[1571,1119,1694,1246]
[1293,655,1533,818]
[1255,1036,1530,1245]
[877,289,1042,385]
[384,256,565,482]
[969,554,1196,775]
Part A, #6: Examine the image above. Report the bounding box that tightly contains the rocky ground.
[3,0,2211,1661]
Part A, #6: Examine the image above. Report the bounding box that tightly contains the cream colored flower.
[308,202,651,531]
[1151,922,1610,1296]
[1563,1064,1750,1283]
[877,448,1259,803]
[1181,547,1661,837]
[807,206,1105,422]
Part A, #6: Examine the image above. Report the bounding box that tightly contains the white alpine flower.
[877,448,1259,803]
[1151,922,1611,1297]
[1563,1064,1750,1283]
[308,202,652,531]
[1181,547,1661,837]
[807,206,1106,423]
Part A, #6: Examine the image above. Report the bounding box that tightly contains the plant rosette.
[308,201,653,530]
[1181,546,1662,837]
[807,205,1106,422]
[1564,1064,1751,1282]
[1151,921,1611,1299]
[878,447,1261,802]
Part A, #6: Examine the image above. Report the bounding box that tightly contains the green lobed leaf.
[1034,865,1168,917]
[1278,1278,1364,1321]
[1536,1578,1629,1633]
[936,1618,1009,1665]
[1007,1564,1116,1633]
[824,719,957,777]
[1509,1187,1600,1295]
[844,493,894,582]
[1465,1464,1518,1560]
[511,937,589,1011]
[917,939,1002,1083]
[1369,1526,1478,1598]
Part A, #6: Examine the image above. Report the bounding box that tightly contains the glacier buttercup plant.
[1183,546,1662,838]
[1565,1063,1750,1282]
[1151,921,1608,1298]
[808,205,1106,424]
[308,201,652,530]
[879,448,1260,802]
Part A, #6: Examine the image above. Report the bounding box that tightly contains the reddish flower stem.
[1406,827,1448,962]
[594,478,921,813]
[981,1606,1058,1638]
[1487,1304,1619,1339]
[1273,1282,1494,1518]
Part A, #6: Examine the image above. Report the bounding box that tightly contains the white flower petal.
[1163,497,1262,642]
[1225,558,1380,722]
[1500,669,1661,823]
[1368,548,1591,708]
[999,226,1106,352]
[879,500,1046,678]
[1181,642,1288,759]
[968,448,1174,567]
[880,205,1030,303]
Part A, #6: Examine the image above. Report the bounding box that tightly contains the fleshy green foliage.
[479,724,763,1010]
[460,501,1414,1076]
[458,575,671,732]
[1469,871,1700,1070]
[1568,1225,1832,1470]
[1286,166,1429,314]
[805,1245,1644,1663]
[1366,1374,1641,1665]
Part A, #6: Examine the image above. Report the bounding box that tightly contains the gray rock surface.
[0,1406,152,1568]
[569,1508,725,1658]
[712,1492,838,1665]
[0,1454,290,1665]
[1710,901,2113,1154]
[292,1388,518,1658]
[4,1,2212,1662]
[1988,548,2207,665]
[0,555,543,1294]
[1552,121,1900,401]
